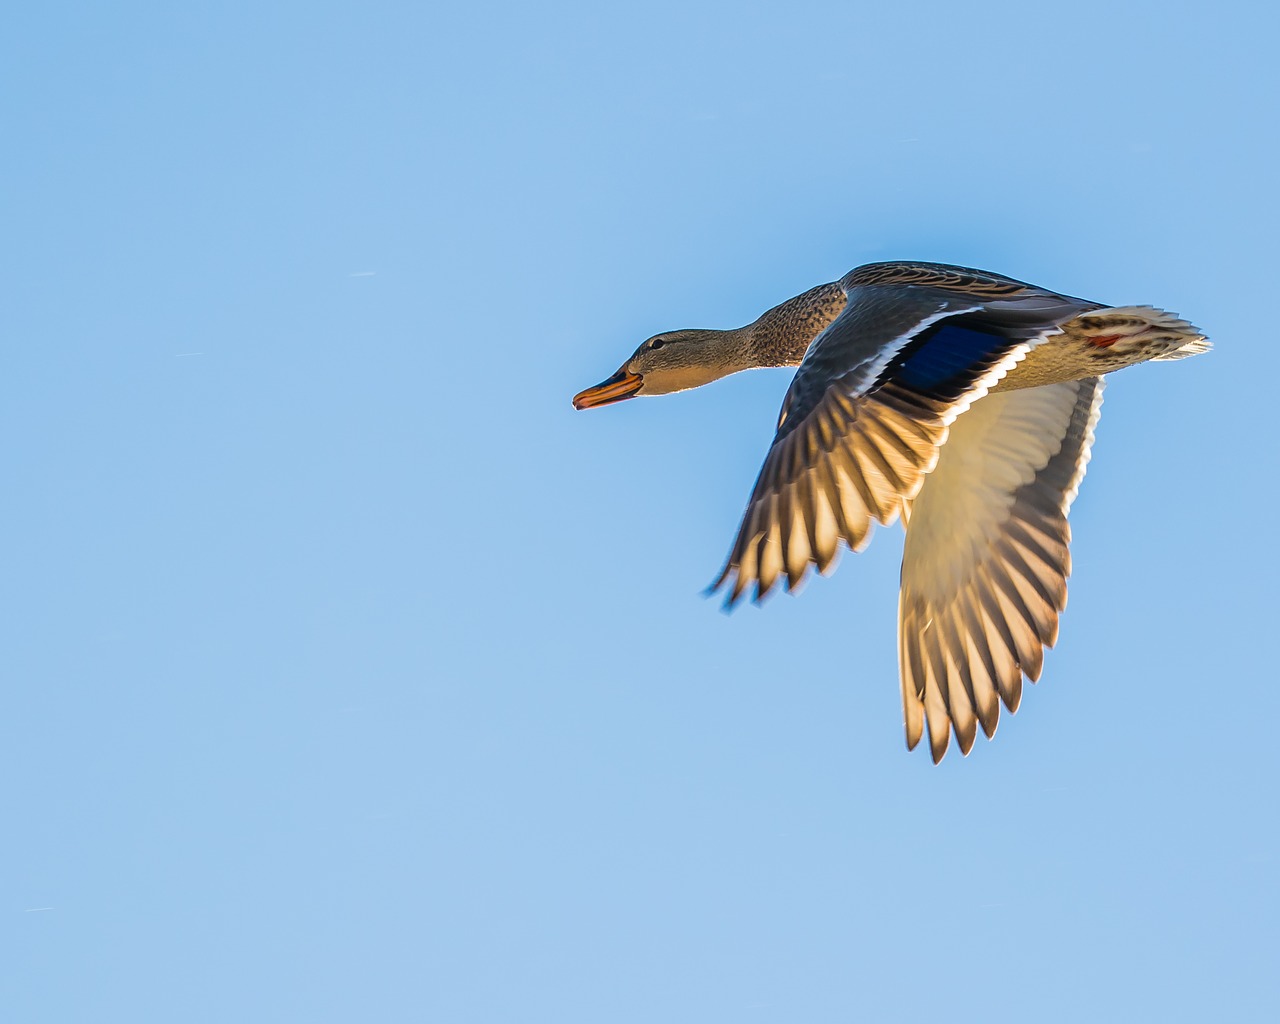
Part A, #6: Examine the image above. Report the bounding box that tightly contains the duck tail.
[1075,305,1210,361]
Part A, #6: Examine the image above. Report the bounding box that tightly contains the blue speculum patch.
[894,323,1007,392]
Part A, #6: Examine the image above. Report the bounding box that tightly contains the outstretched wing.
[898,377,1105,763]
[710,264,1099,606]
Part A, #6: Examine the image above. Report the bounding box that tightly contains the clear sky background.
[4,2,1277,1021]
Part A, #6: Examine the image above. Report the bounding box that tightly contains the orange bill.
[572,369,643,410]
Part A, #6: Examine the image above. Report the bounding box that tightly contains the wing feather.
[712,268,1098,604]
[897,377,1105,760]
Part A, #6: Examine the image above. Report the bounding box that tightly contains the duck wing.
[710,263,1100,606]
[898,377,1104,762]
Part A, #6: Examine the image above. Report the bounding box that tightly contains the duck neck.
[744,281,846,368]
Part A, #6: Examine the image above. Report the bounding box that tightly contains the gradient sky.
[4,2,1278,1021]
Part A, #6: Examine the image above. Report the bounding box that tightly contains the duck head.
[572,328,750,410]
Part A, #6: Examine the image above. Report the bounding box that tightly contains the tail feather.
[1076,305,1209,361]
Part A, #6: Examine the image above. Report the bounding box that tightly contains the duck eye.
[649,338,665,350]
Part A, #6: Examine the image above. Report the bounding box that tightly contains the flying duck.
[573,261,1208,761]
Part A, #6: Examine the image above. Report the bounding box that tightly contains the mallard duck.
[573,262,1208,762]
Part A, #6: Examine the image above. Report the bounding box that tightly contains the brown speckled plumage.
[745,282,847,368]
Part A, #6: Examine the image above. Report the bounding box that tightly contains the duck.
[573,261,1208,762]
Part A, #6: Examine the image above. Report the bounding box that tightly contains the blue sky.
[4,2,1277,1020]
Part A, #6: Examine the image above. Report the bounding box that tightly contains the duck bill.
[573,369,643,410]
